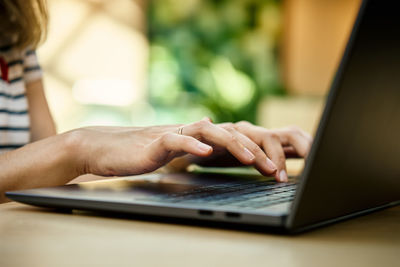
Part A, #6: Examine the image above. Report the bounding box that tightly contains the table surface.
[0,200,399,267]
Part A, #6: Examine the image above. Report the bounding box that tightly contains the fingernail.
[279,170,288,182]
[243,147,255,161]
[266,158,277,171]
[197,142,212,153]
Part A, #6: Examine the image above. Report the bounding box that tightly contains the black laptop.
[6,0,400,233]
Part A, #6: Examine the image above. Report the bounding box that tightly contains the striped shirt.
[0,44,42,154]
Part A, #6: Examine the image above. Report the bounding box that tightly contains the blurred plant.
[148,0,283,123]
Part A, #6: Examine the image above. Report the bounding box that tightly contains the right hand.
[72,118,310,181]
[72,118,272,178]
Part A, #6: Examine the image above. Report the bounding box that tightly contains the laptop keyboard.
[136,180,297,210]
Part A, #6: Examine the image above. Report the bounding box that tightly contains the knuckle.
[237,120,251,126]
[194,119,210,131]
[288,125,303,135]
[160,133,173,143]
[225,135,240,149]
[288,130,300,137]
[252,144,265,157]
[267,132,280,141]
[192,120,202,128]
[228,134,238,144]
[223,122,235,130]
[246,141,260,153]
[224,125,237,133]
[236,121,251,128]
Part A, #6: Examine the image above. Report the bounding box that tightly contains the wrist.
[61,129,88,177]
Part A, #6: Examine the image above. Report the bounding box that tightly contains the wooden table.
[0,201,399,267]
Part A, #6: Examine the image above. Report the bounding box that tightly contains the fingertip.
[278,169,288,182]
[269,169,282,182]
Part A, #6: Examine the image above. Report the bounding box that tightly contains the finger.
[233,123,302,157]
[147,133,213,163]
[262,135,288,182]
[232,121,264,142]
[223,121,287,180]
[283,146,301,158]
[225,127,277,176]
[183,119,256,165]
[279,128,312,158]
[228,121,288,180]
[295,127,313,144]
[234,122,313,157]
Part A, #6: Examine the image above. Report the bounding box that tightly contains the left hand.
[186,120,313,182]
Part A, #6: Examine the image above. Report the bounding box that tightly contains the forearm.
[26,79,57,142]
[0,131,82,203]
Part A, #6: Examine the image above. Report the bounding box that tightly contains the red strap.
[0,56,9,83]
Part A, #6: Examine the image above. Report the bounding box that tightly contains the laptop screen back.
[289,0,400,230]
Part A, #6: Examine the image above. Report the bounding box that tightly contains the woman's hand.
[74,119,270,177]
[75,118,312,182]
[185,120,313,182]
[69,120,255,176]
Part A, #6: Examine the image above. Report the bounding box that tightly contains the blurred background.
[38,0,361,135]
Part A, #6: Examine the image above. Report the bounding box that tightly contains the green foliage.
[148,0,284,123]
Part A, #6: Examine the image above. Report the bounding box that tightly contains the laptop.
[6,0,400,233]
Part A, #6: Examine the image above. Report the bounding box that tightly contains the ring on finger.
[177,126,184,135]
